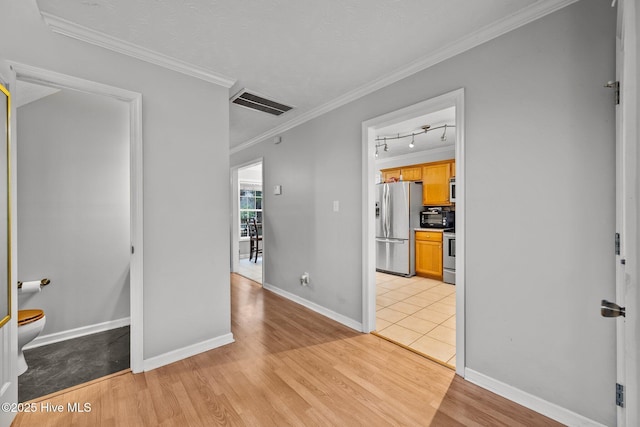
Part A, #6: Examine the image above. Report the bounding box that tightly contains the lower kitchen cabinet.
[415,231,443,280]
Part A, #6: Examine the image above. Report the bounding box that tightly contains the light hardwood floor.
[13,274,562,426]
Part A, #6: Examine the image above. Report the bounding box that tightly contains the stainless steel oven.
[443,231,456,284]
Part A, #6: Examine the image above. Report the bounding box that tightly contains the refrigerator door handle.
[383,183,391,237]
[375,238,406,244]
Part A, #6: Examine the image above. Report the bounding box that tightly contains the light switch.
[333,200,339,212]
[274,185,282,195]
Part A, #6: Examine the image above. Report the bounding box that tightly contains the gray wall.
[231,0,616,424]
[239,241,250,257]
[1,0,231,366]
[17,89,130,335]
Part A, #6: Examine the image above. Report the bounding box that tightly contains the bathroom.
[15,81,131,401]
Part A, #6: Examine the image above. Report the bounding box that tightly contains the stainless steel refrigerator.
[375,181,423,276]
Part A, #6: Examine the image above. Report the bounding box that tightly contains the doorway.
[362,89,465,376]
[231,159,264,285]
[9,63,143,399]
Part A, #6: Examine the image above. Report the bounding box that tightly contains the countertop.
[414,228,454,232]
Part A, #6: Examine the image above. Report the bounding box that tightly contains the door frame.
[230,157,264,282]
[361,88,465,376]
[7,62,144,373]
[616,0,638,425]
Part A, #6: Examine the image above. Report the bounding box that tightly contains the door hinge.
[605,81,620,105]
[616,383,624,407]
[131,246,135,254]
[615,232,620,255]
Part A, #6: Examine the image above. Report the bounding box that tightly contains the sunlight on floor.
[237,256,262,284]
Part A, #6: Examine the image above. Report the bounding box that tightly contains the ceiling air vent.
[230,89,293,116]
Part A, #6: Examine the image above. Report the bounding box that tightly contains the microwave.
[420,209,455,229]
[449,178,456,203]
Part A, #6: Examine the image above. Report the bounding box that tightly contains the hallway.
[13,274,561,426]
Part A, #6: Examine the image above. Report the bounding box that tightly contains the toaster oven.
[420,209,455,229]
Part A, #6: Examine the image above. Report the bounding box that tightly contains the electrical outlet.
[300,272,310,286]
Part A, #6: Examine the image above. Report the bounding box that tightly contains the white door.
[612,0,638,425]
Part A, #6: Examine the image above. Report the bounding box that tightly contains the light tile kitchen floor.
[237,256,262,284]
[375,272,456,368]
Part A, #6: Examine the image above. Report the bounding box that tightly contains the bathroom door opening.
[10,63,143,400]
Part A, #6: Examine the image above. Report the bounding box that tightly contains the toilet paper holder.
[17,278,50,289]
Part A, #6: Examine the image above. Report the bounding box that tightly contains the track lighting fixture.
[374,124,455,157]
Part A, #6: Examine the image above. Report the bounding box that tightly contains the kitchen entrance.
[362,89,465,373]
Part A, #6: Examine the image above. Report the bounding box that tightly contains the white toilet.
[17,309,46,376]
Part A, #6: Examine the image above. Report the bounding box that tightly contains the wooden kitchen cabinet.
[380,159,453,190]
[415,231,443,279]
[401,166,422,181]
[422,163,451,206]
[380,166,422,182]
[382,169,401,182]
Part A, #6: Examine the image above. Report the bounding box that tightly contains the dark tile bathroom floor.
[19,326,130,402]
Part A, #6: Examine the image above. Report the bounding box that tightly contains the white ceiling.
[36,0,557,149]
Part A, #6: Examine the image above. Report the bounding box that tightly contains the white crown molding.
[230,0,579,154]
[40,12,236,89]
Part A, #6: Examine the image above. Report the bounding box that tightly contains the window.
[239,182,262,238]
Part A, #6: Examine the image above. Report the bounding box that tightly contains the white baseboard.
[24,317,131,350]
[263,282,363,332]
[143,333,235,372]
[465,369,607,427]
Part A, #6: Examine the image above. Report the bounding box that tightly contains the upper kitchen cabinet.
[401,166,422,181]
[422,162,451,206]
[382,169,401,182]
[379,159,454,204]
[381,166,422,182]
